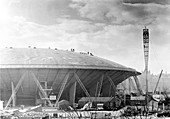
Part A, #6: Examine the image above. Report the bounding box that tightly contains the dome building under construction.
[0,48,141,108]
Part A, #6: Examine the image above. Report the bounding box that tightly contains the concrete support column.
[109,84,112,97]
[107,76,117,97]
[97,74,104,97]
[95,82,99,97]
[69,82,77,106]
[129,78,132,94]
[133,76,143,95]
[11,82,16,107]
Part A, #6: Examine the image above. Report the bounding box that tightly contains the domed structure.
[0,48,140,107]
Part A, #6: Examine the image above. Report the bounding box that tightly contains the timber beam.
[74,73,91,102]
[30,71,52,107]
[5,71,27,109]
[54,73,70,107]
[97,74,104,97]
[107,76,117,97]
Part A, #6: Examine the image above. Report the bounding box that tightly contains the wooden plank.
[82,70,100,87]
[114,72,129,85]
[86,70,108,89]
[109,71,125,84]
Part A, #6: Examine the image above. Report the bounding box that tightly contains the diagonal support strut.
[74,73,91,102]
[54,73,70,107]
[5,71,27,109]
[30,71,52,107]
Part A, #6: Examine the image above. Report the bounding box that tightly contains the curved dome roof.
[0,48,138,73]
[0,48,141,106]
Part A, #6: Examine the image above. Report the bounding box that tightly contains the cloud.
[70,0,123,23]
[6,0,170,26]
[0,16,141,52]
[70,0,169,25]
[56,19,105,34]
[8,0,74,25]
[123,0,170,5]
[0,17,106,49]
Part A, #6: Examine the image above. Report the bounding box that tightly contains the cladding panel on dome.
[0,48,137,72]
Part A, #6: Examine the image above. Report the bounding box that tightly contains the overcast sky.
[0,0,170,74]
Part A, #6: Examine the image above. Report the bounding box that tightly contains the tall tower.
[143,26,149,109]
